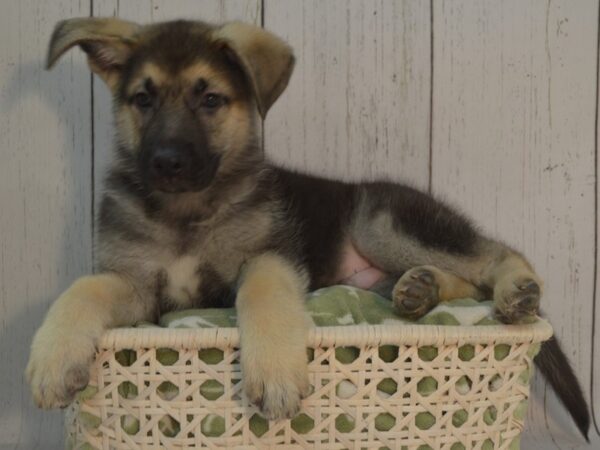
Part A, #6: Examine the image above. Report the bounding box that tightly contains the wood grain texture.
[594,1,600,437]
[263,0,431,187]
[431,1,599,447]
[0,1,92,449]
[91,0,261,212]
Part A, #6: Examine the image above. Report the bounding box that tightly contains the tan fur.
[351,210,490,280]
[125,61,234,103]
[212,101,256,155]
[180,63,258,162]
[165,255,202,306]
[213,22,295,118]
[47,18,140,90]
[424,265,484,301]
[483,254,543,319]
[125,62,169,94]
[391,265,485,318]
[180,63,237,98]
[236,253,311,419]
[482,252,536,285]
[114,106,142,151]
[26,274,144,408]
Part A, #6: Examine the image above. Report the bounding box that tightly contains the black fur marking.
[105,166,149,200]
[196,264,236,308]
[267,168,478,288]
[104,167,162,219]
[155,270,174,318]
[137,89,222,193]
[173,222,200,256]
[361,182,478,255]
[534,334,590,441]
[271,169,355,289]
[98,196,149,243]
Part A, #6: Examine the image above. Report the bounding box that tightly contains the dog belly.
[334,240,386,290]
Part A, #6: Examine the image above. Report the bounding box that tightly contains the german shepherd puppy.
[26,18,589,437]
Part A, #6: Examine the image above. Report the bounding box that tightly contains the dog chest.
[163,255,201,306]
[118,204,277,311]
[157,249,240,310]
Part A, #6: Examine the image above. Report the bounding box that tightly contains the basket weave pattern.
[67,322,552,449]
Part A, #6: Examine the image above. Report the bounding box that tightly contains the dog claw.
[415,270,434,284]
[401,296,423,310]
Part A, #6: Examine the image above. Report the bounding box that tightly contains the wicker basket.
[66,321,552,449]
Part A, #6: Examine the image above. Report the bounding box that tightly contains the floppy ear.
[46,17,140,89]
[214,22,295,119]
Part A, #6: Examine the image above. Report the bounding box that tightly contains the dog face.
[47,18,294,194]
[115,23,254,194]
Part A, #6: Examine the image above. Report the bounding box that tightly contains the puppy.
[26,18,589,437]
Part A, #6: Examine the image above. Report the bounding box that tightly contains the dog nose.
[151,147,188,178]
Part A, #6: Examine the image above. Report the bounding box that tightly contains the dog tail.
[534,335,590,441]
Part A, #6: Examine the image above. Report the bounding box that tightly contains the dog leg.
[350,185,542,323]
[236,253,310,420]
[392,265,486,319]
[480,250,543,323]
[26,273,144,408]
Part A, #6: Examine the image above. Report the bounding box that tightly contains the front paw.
[494,276,542,324]
[26,327,95,409]
[242,350,310,420]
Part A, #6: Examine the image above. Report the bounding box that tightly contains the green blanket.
[159,285,503,329]
[72,286,539,449]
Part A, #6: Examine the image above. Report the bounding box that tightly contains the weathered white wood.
[594,11,600,440]
[432,1,598,447]
[263,0,431,187]
[0,1,92,449]
[92,0,261,210]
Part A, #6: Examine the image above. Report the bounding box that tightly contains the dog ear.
[214,22,294,119]
[46,17,140,89]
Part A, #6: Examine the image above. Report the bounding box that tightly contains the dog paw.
[245,376,309,420]
[242,351,310,420]
[393,267,440,319]
[494,276,541,324]
[26,327,95,409]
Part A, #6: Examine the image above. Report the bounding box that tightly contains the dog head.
[47,18,294,194]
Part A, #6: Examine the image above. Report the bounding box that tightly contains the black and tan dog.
[26,18,589,437]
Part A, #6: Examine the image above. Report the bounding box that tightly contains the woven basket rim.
[99,319,553,349]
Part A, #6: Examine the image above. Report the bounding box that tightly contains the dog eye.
[132,92,153,109]
[201,93,224,109]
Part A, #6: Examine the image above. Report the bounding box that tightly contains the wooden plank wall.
[0,1,598,448]
[430,2,599,449]
[0,1,93,448]
[264,0,431,187]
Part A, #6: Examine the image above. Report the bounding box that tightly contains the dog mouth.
[144,158,221,194]
[151,177,193,193]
